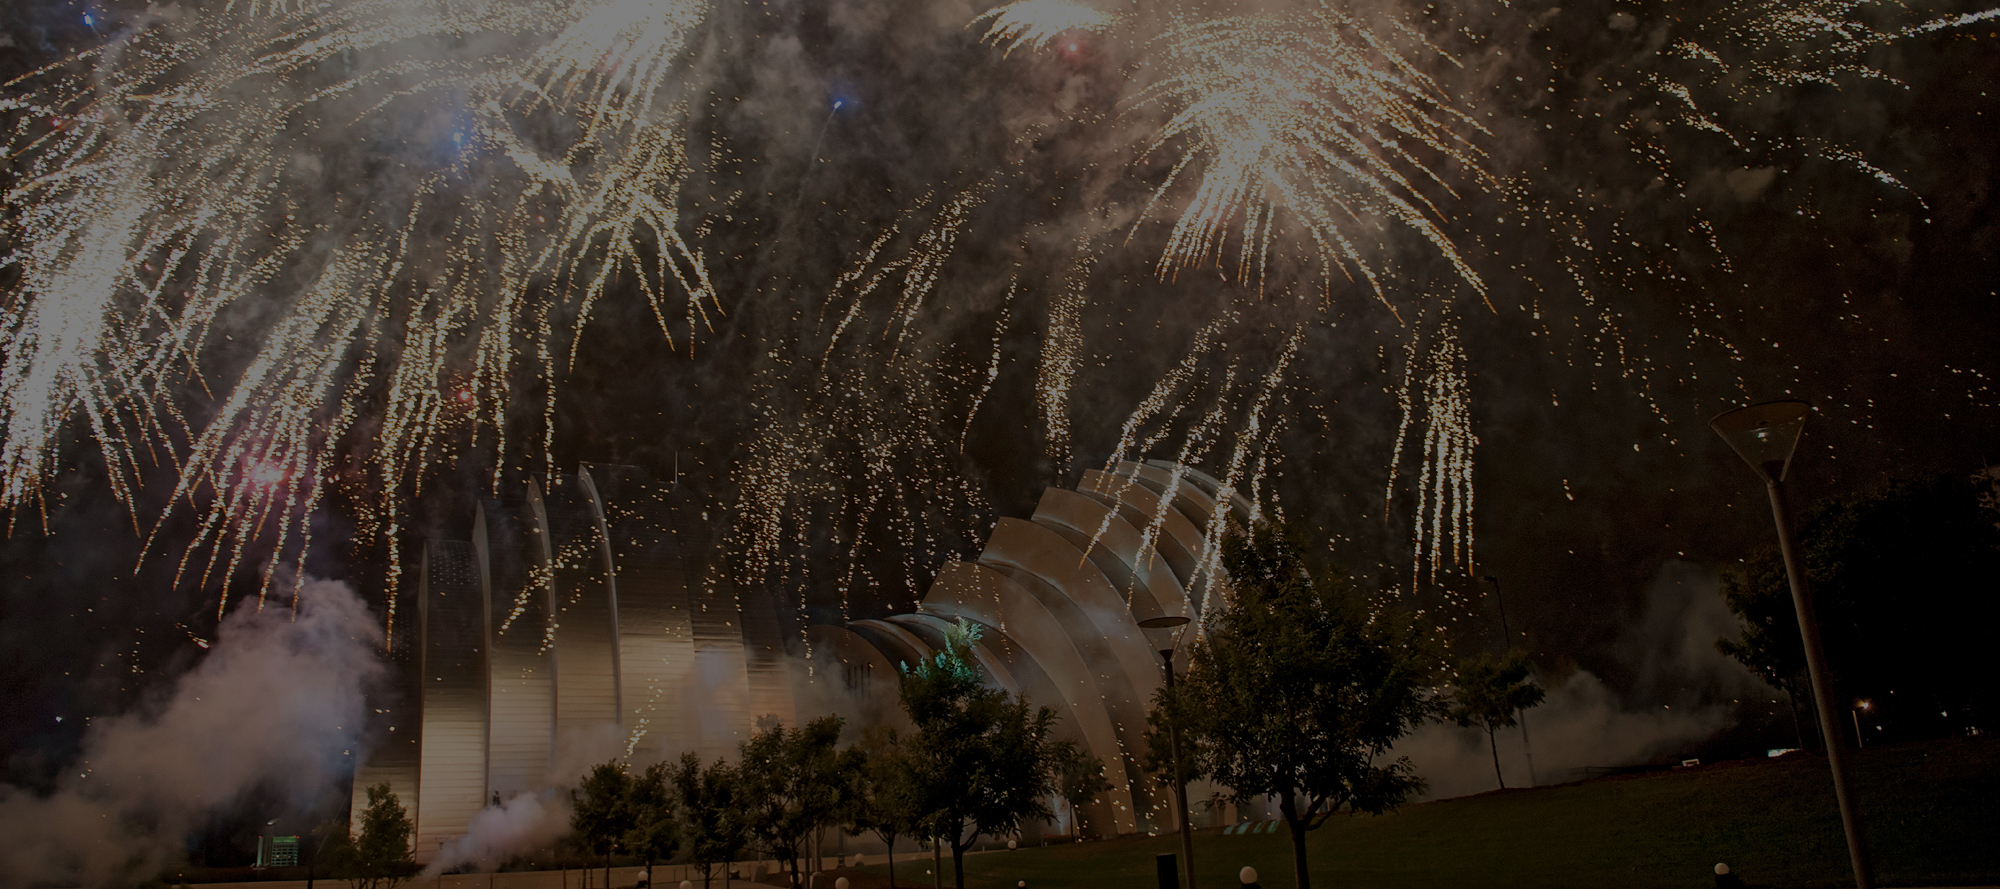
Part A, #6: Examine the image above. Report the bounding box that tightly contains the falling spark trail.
[795,100,844,208]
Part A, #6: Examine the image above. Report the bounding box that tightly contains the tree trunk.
[1278,790,1312,889]
[1487,725,1506,789]
[950,839,968,889]
[1786,682,1806,749]
[884,833,897,889]
[1795,671,1827,750]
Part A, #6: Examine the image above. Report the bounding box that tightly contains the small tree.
[571,762,635,889]
[1447,650,1545,789]
[1050,738,1110,838]
[673,752,748,889]
[900,619,1063,889]
[848,727,923,889]
[304,817,350,889]
[624,761,680,889]
[342,783,416,889]
[1168,523,1438,889]
[738,715,850,888]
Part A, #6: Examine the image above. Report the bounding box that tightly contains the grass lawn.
[827,736,1999,889]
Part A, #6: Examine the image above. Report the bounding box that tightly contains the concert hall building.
[353,460,1248,860]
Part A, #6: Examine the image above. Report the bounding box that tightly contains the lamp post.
[1139,615,1196,889]
[1711,399,1872,889]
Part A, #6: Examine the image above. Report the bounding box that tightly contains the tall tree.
[340,783,416,889]
[900,619,1063,889]
[1446,650,1545,789]
[672,752,747,889]
[738,715,851,888]
[1717,549,1814,746]
[624,760,680,889]
[572,762,636,889]
[848,726,922,889]
[1717,471,2000,743]
[1167,523,1438,889]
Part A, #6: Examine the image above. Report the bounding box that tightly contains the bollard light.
[1238,866,1258,886]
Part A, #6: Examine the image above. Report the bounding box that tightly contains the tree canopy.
[738,715,857,888]
[571,762,635,888]
[848,726,923,889]
[337,783,416,889]
[623,760,680,888]
[672,751,748,889]
[1167,522,1438,889]
[900,619,1064,889]
[1718,471,2000,742]
[1446,650,1544,789]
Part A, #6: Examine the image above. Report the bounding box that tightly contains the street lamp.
[1853,700,1873,749]
[1711,399,1872,889]
[1139,614,1197,889]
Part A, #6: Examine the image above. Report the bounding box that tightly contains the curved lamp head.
[1711,399,1811,483]
[1138,614,1191,657]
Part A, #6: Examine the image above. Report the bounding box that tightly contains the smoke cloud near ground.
[0,579,382,888]
[423,791,571,878]
[1395,561,1765,800]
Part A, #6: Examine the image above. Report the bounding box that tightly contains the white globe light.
[679,882,693,889]
[1240,866,1258,885]
[1715,863,1731,876]
[835,879,850,889]
[1007,839,1018,850]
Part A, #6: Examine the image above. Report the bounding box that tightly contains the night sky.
[2,0,1997,813]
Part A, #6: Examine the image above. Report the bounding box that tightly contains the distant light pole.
[1140,615,1197,889]
[1853,700,1872,749]
[1711,399,1872,889]
[1481,575,1537,787]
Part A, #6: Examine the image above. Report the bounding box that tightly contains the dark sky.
[2,0,1998,792]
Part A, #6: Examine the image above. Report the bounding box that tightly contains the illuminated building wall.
[828,460,1253,838]
[481,499,555,800]
[415,539,488,859]
[354,459,1247,857]
[352,464,795,863]
[349,570,420,841]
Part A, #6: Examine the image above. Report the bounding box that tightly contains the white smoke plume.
[423,791,571,877]
[0,578,383,888]
[1395,561,1764,800]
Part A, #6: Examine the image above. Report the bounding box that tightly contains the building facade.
[354,459,1251,858]
[350,464,797,862]
[817,459,1254,838]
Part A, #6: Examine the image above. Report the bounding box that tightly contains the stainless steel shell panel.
[416,540,488,860]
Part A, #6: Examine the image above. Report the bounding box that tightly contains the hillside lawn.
[828,736,1999,889]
